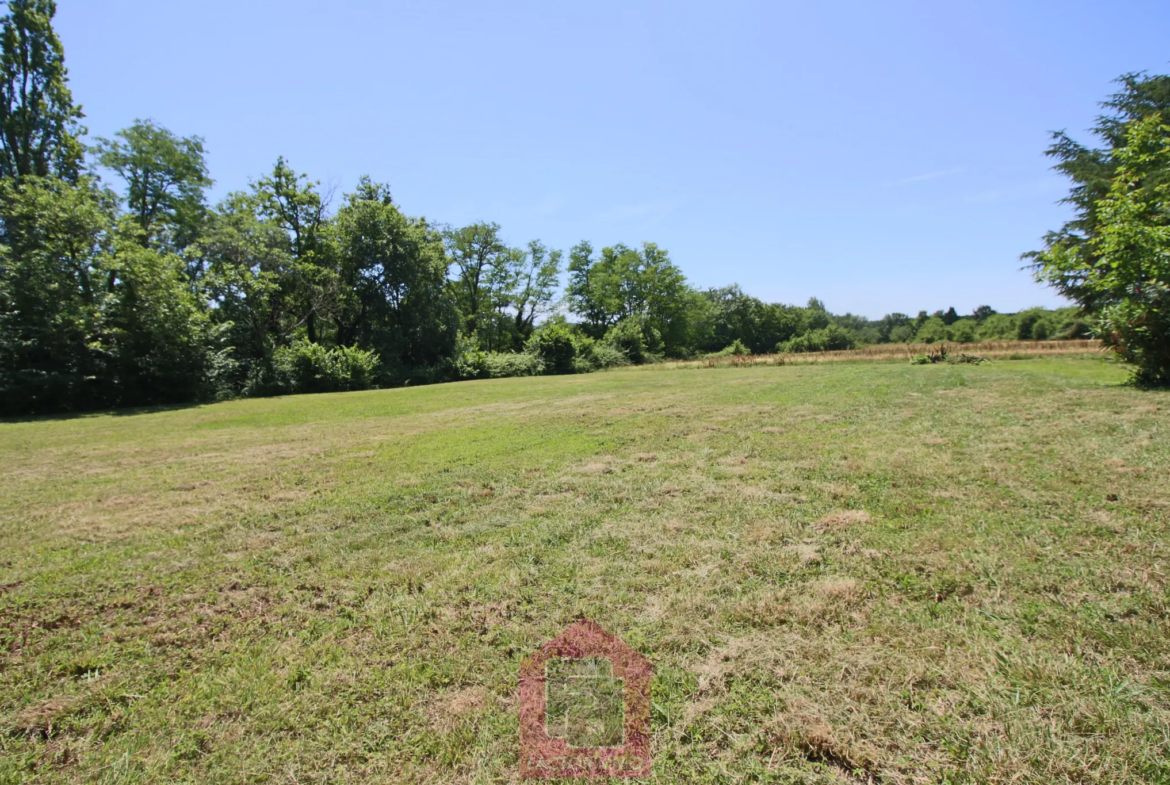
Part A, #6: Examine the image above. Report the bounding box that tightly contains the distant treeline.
[0,2,1089,416]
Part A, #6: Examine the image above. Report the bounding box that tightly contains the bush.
[272,340,379,394]
[949,319,978,343]
[1016,308,1045,340]
[602,316,662,364]
[707,339,751,357]
[914,317,949,344]
[778,325,856,353]
[587,341,631,369]
[889,324,915,343]
[525,322,578,374]
[978,313,1017,340]
[1098,285,1170,387]
[482,351,545,378]
[451,331,487,380]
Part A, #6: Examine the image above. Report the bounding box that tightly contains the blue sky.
[59,1,1170,318]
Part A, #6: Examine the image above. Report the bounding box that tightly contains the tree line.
[2,2,1160,417]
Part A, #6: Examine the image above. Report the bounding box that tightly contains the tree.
[915,317,948,344]
[509,240,561,342]
[333,177,456,370]
[197,190,294,391]
[1025,72,1170,308]
[1033,113,1170,385]
[0,0,83,182]
[252,158,336,344]
[941,306,960,325]
[877,312,911,342]
[699,286,802,354]
[0,175,113,412]
[0,175,210,413]
[100,220,211,405]
[445,221,507,335]
[972,305,995,321]
[803,297,831,330]
[93,119,212,251]
[567,240,694,355]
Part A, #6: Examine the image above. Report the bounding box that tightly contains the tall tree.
[509,239,561,342]
[1024,72,1170,307]
[1033,113,1170,386]
[566,240,694,355]
[444,221,507,335]
[93,119,212,251]
[333,177,456,368]
[252,158,336,343]
[0,0,83,182]
[0,175,112,412]
[197,190,295,388]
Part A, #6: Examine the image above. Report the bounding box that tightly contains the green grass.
[1,357,1168,783]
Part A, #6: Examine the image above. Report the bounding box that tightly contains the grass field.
[1,357,1168,783]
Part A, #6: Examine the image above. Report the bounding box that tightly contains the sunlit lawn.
[1,358,1168,783]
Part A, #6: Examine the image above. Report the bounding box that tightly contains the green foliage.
[93,119,212,249]
[450,331,487,380]
[778,324,856,353]
[100,224,212,404]
[978,313,1017,340]
[888,323,915,343]
[602,314,662,364]
[525,321,579,374]
[914,317,949,343]
[1032,109,1170,385]
[698,285,803,354]
[566,240,693,356]
[708,338,751,357]
[949,319,978,343]
[444,221,507,339]
[333,178,456,368]
[0,0,84,182]
[482,350,545,378]
[1025,73,1170,309]
[0,176,213,414]
[584,340,630,370]
[271,340,379,395]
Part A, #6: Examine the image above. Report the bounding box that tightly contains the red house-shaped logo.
[519,619,652,778]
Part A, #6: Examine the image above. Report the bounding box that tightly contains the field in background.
[1,358,1168,783]
[639,339,1104,371]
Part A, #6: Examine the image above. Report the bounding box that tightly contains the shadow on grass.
[0,399,215,424]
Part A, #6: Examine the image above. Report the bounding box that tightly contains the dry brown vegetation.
[636,339,1104,371]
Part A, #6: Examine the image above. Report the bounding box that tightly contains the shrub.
[729,338,750,355]
[949,319,978,343]
[588,341,631,369]
[914,317,949,344]
[889,324,915,343]
[778,324,856,353]
[525,322,578,374]
[602,316,662,364]
[272,340,379,394]
[482,352,545,378]
[451,331,487,380]
[978,313,1017,340]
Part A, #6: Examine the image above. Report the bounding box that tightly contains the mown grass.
[0,357,1168,784]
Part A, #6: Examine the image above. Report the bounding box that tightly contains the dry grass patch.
[815,510,871,530]
[428,686,496,733]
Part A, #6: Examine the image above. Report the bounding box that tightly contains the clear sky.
[58,1,1170,318]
